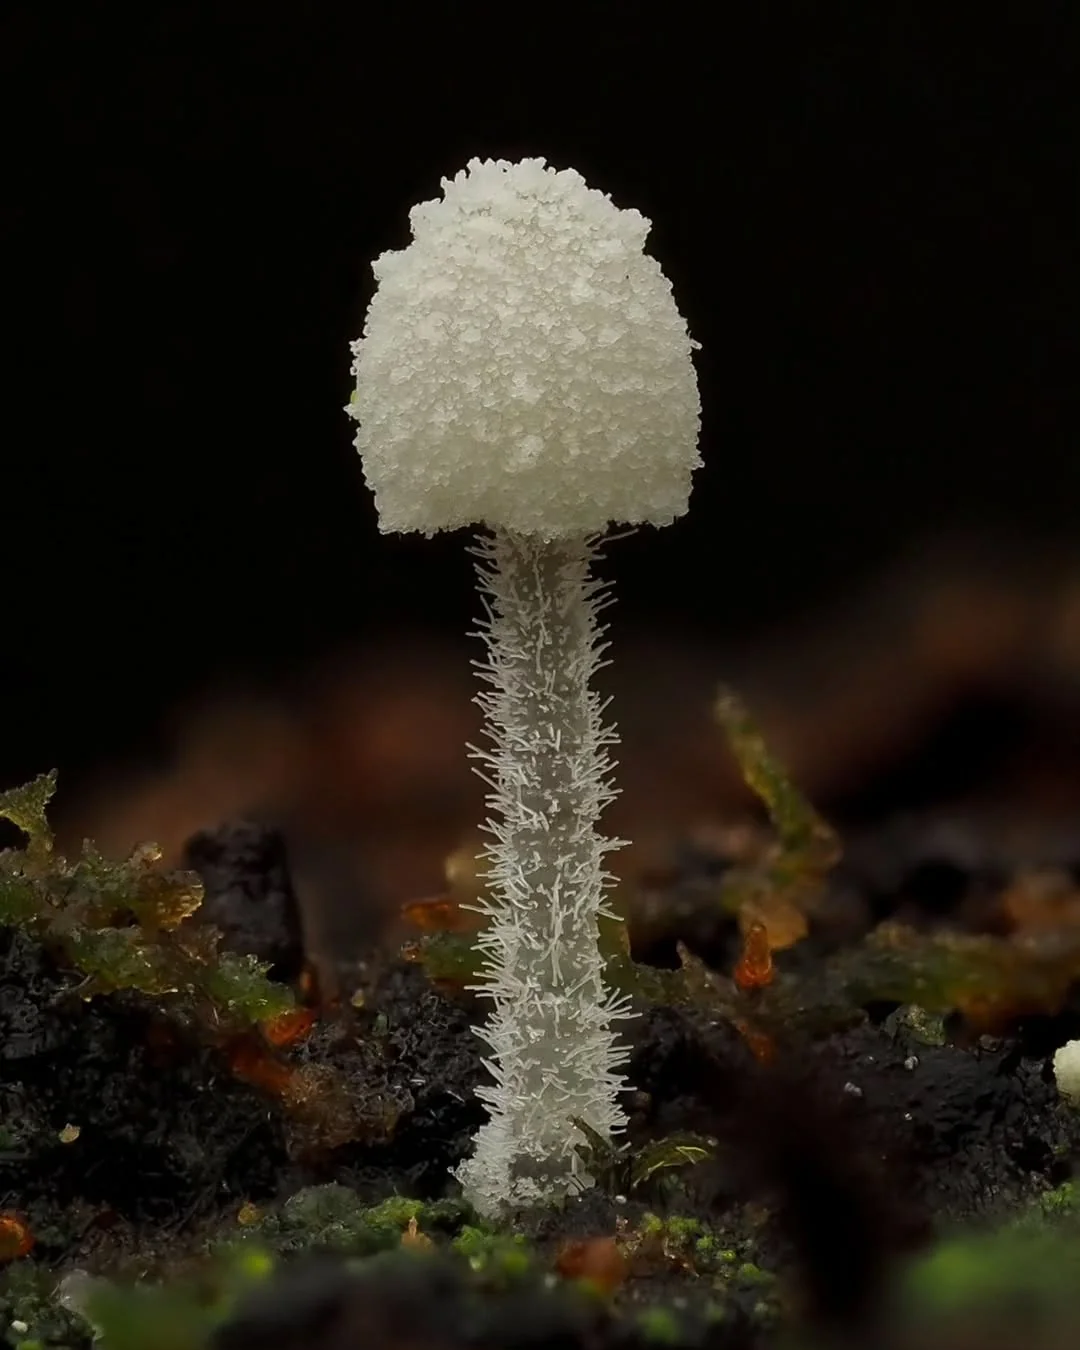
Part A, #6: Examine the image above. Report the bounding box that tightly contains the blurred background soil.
[47,537,1080,973]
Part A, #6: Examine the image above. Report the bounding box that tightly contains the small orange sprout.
[734,921,774,991]
[401,1216,434,1249]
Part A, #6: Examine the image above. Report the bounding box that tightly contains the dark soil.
[4,814,1080,1350]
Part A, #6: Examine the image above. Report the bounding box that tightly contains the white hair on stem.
[453,528,634,1217]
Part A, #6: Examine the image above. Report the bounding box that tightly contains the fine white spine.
[455,527,633,1218]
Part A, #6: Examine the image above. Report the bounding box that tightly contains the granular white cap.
[1054,1039,1080,1103]
[346,157,701,539]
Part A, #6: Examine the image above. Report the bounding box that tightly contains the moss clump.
[895,1182,1080,1333]
[635,1305,682,1343]
[219,1184,471,1261]
[624,1212,761,1281]
[452,1227,532,1280]
[734,1262,775,1288]
[1031,1180,1079,1220]
[0,772,292,1037]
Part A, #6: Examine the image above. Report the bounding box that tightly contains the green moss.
[227,1247,276,1284]
[627,1212,749,1280]
[735,1262,775,1287]
[224,1184,470,1260]
[0,773,292,1037]
[890,1003,947,1047]
[452,1226,531,1278]
[36,1242,282,1350]
[898,1190,1080,1327]
[1034,1180,1079,1219]
[635,1306,682,1344]
[78,1283,220,1350]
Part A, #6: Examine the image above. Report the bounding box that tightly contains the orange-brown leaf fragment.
[555,1237,627,1294]
[261,1006,317,1047]
[401,896,475,934]
[0,1212,33,1262]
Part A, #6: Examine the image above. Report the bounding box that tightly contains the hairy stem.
[455,528,633,1218]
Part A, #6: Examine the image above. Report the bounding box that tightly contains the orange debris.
[0,1213,33,1262]
[554,1236,628,1294]
[734,921,774,990]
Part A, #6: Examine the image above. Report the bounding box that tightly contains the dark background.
[3,4,1077,797]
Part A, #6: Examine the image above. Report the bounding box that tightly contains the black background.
[2,4,1077,790]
